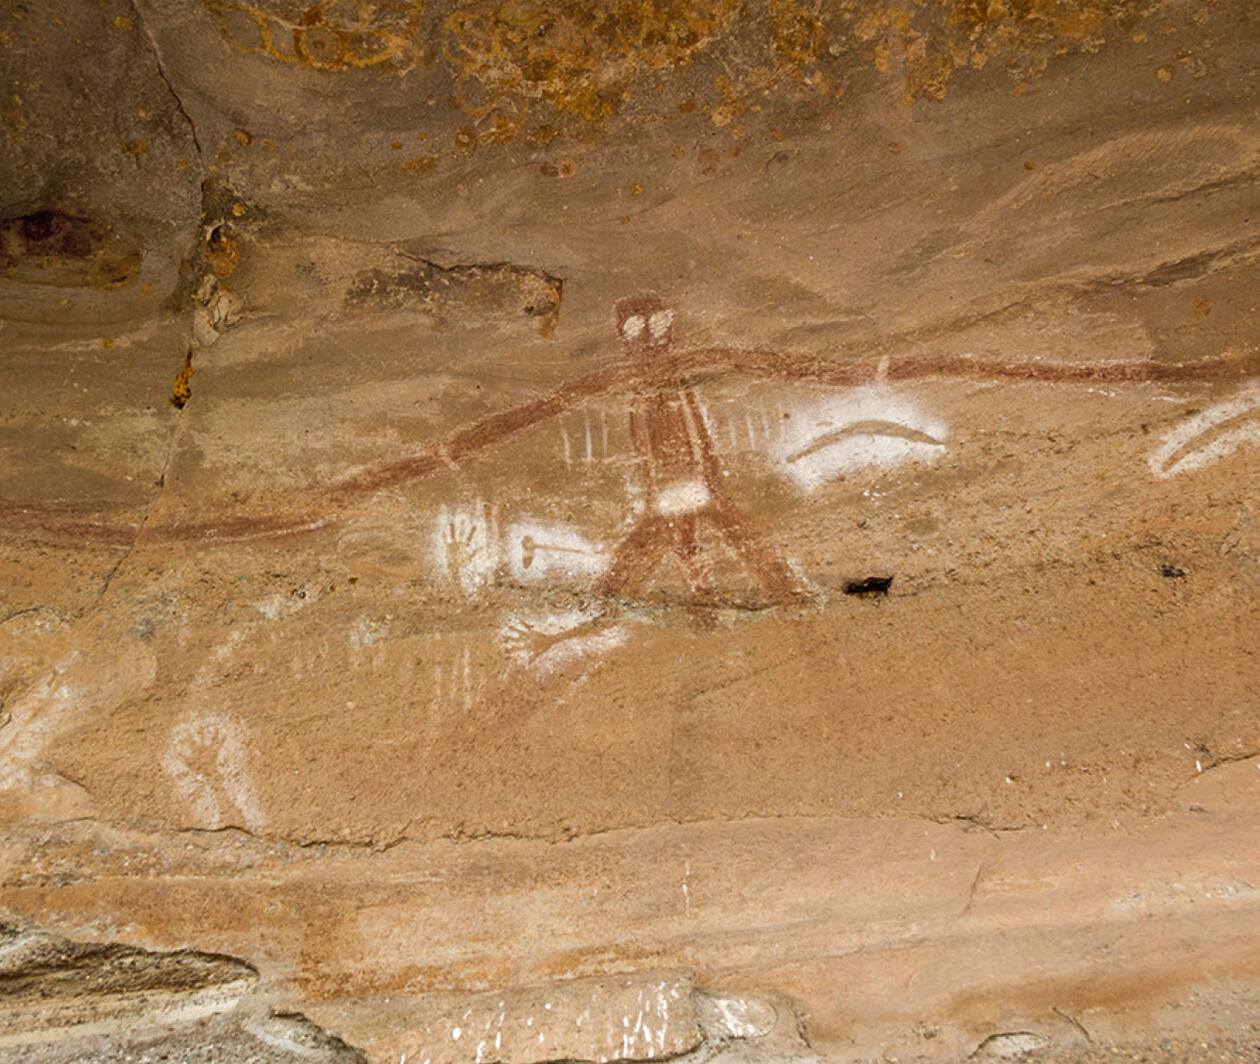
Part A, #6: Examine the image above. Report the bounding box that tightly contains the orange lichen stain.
[1176,48,1206,77]
[170,352,195,409]
[204,0,425,72]
[1156,65,1173,81]
[233,128,253,146]
[911,49,952,100]
[1,93,26,143]
[769,0,826,66]
[709,73,752,127]
[629,181,644,196]
[101,337,116,348]
[540,157,575,177]
[522,123,556,146]
[112,15,135,31]
[195,0,1177,159]
[851,0,1157,101]
[476,108,523,144]
[443,0,737,121]
[1193,297,1211,320]
[120,139,148,157]
[348,151,438,182]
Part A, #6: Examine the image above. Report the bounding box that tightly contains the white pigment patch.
[432,503,497,595]
[654,480,711,516]
[704,993,777,1039]
[161,711,266,831]
[0,638,156,790]
[1148,384,1260,477]
[505,519,608,583]
[769,387,948,491]
[499,610,629,673]
[348,616,391,649]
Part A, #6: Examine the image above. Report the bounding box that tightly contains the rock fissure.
[126,0,204,163]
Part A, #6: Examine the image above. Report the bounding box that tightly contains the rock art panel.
[4,5,1260,1058]
[302,294,1259,680]
[400,294,885,668]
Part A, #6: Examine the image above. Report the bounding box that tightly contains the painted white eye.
[621,314,645,340]
[648,310,673,340]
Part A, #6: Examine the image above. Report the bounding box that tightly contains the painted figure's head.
[614,295,674,360]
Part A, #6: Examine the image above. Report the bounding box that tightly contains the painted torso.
[628,387,720,517]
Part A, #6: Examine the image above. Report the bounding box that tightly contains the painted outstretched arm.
[676,344,1260,388]
[331,361,632,496]
[331,341,855,499]
[333,341,1260,497]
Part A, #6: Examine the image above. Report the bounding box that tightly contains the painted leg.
[671,513,719,628]
[705,500,809,605]
[596,516,674,602]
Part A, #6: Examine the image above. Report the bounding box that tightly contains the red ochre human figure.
[594,295,806,610]
[485,296,811,662]
[343,295,815,633]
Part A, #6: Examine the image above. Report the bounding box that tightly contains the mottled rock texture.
[1,0,1259,1060]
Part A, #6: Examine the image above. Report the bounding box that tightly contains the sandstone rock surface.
[1,0,1259,1060]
